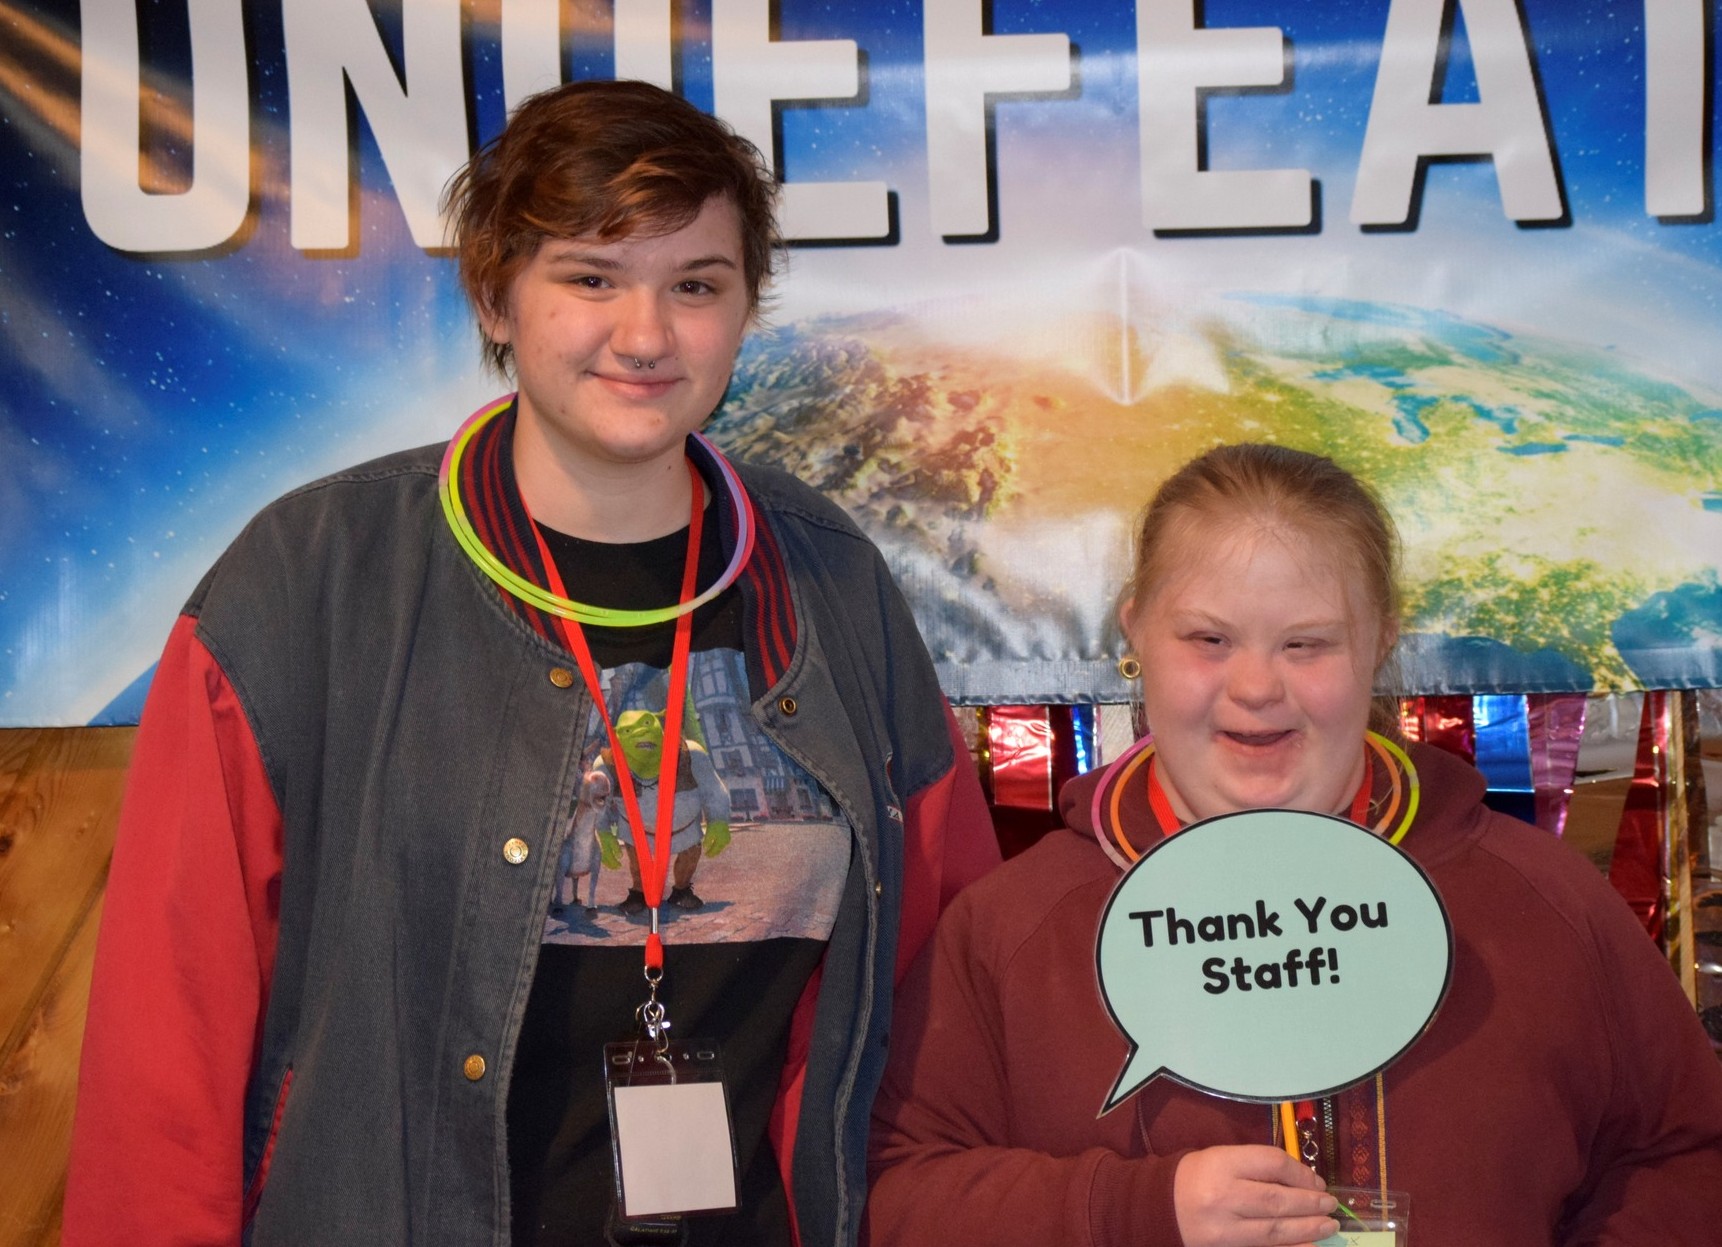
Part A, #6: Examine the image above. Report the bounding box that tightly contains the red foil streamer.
[986,705,1055,811]
[1528,693,1588,838]
[1398,695,1477,764]
[1609,692,1670,941]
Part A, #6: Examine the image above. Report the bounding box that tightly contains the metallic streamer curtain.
[972,692,1719,1051]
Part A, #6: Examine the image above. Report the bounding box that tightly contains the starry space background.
[1,0,1718,724]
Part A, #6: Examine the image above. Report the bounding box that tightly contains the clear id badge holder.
[1317,1188,1410,1246]
[604,1028,740,1225]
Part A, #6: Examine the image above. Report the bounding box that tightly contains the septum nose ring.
[629,357,657,371]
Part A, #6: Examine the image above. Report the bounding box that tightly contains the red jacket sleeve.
[63,613,284,1247]
[892,702,1001,979]
[772,698,1000,1246]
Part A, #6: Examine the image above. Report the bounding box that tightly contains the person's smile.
[1122,522,1385,823]
[480,195,753,538]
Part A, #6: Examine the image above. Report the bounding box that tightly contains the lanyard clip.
[637,960,671,1057]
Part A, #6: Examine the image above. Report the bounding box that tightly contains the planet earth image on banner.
[710,291,1722,701]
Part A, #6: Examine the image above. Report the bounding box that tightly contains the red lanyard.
[526,458,704,974]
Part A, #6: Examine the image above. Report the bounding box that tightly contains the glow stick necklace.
[437,395,756,626]
[1089,729,1419,871]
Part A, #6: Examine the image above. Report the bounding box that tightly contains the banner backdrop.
[2,0,1720,725]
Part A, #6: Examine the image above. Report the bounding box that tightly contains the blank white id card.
[605,1041,740,1218]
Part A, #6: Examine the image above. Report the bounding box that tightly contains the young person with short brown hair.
[66,80,998,1247]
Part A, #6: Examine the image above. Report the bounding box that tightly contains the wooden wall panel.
[0,729,134,1247]
[0,895,101,1246]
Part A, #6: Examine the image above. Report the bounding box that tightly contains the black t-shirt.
[507,514,849,1246]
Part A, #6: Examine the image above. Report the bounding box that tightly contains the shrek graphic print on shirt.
[542,646,850,947]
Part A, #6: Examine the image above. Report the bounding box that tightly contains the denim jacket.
[66,434,998,1247]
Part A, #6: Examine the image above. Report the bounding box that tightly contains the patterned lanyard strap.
[1090,730,1421,870]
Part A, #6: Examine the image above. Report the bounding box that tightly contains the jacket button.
[463,1053,487,1081]
[502,837,530,865]
[777,696,798,716]
[874,881,884,897]
[548,666,575,688]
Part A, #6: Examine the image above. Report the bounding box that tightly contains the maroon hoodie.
[869,742,1722,1246]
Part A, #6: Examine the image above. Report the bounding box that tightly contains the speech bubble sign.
[1096,808,1451,1113]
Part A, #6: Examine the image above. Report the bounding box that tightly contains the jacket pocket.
[242,1065,294,1225]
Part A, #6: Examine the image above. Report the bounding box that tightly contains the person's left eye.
[676,279,719,296]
